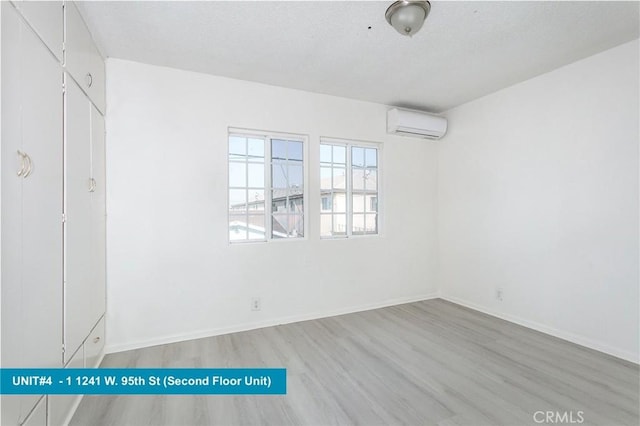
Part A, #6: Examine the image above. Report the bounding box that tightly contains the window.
[229,135,265,241]
[271,139,304,239]
[320,140,379,238]
[320,144,347,237]
[351,146,378,235]
[229,132,305,242]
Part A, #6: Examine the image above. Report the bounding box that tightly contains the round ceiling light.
[385,0,431,37]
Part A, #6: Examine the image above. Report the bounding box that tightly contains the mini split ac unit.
[386,108,447,140]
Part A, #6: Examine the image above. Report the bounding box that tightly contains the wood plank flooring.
[70,299,639,426]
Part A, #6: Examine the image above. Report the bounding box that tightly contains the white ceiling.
[76,1,639,113]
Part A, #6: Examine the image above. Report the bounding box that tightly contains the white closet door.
[1,0,24,372]
[13,0,63,62]
[21,396,47,426]
[85,316,105,368]
[20,5,64,371]
[2,4,63,424]
[65,2,105,113]
[89,104,106,330]
[49,345,83,426]
[0,6,26,426]
[64,75,93,362]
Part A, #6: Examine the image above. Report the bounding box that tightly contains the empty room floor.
[71,300,639,426]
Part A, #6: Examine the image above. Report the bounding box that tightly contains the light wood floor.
[71,299,639,426]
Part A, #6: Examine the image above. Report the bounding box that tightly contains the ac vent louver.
[387,108,447,140]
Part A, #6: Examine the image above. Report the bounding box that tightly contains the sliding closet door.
[1,0,24,373]
[1,3,63,423]
[20,3,64,372]
[1,5,27,425]
[64,76,93,363]
[89,104,106,329]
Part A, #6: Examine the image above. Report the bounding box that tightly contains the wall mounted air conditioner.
[386,108,447,140]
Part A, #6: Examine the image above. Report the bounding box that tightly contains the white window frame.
[320,137,382,239]
[228,127,309,244]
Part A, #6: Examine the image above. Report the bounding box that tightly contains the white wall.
[438,39,639,362]
[105,59,439,352]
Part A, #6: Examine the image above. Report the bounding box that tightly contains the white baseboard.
[104,293,440,354]
[440,295,639,365]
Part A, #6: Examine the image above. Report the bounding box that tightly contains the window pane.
[333,192,346,213]
[229,189,247,211]
[247,215,266,240]
[272,193,302,214]
[247,138,264,161]
[320,214,332,237]
[320,167,332,190]
[333,145,346,164]
[229,214,247,241]
[365,169,377,191]
[290,197,303,214]
[272,164,287,189]
[320,144,332,164]
[248,190,265,211]
[352,214,365,234]
[320,140,380,239]
[287,186,304,200]
[333,213,347,235]
[229,162,246,187]
[229,136,246,157]
[272,191,287,213]
[230,133,305,243]
[288,164,303,190]
[365,148,377,167]
[292,214,304,237]
[272,214,288,238]
[352,193,365,213]
[248,163,264,187]
[271,139,304,238]
[366,195,377,213]
[272,214,303,238]
[321,196,332,212]
[352,147,365,167]
[289,141,303,161]
[333,167,346,190]
[352,168,365,190]
[365,214,378,234]
[271,139,287,160]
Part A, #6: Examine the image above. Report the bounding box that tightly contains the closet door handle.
[86,72,93,88]
[16,150,26,177]
[23,154,33,178]
[88,178,96,192]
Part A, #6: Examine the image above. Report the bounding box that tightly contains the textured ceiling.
[76,1,639,113]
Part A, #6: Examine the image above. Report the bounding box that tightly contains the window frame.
[228,128,309,244]
[320,137,382,239]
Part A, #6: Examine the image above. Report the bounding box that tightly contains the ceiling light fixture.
[385,0,431,37]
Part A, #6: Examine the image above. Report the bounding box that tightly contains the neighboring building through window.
[228,132,305,242]
[320,139,379,238]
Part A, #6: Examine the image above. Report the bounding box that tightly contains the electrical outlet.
[496,288,504,301]
[251,297,261,311]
